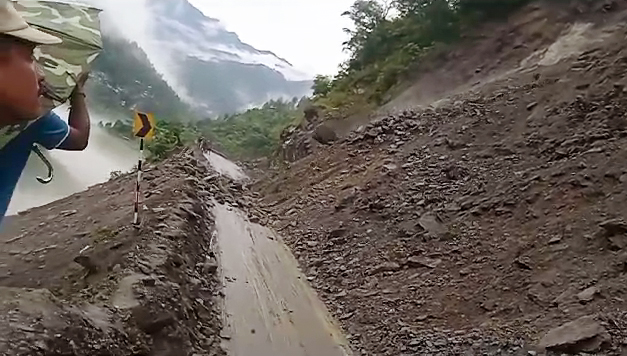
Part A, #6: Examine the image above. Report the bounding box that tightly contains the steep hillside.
[87,34,193,121]
[257,1,627,355]
[6,2,627,356]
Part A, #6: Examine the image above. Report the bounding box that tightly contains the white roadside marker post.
[133,137,144,227]
[132,111,155,227]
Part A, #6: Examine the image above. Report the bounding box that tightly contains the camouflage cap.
[15,0,103,108]
[0,0,61,44]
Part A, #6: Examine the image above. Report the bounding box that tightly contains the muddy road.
[205,152,352,356]
[214,204,352,356]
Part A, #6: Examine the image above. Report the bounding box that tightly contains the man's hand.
[71,71,89,97]
[59,71,91,151]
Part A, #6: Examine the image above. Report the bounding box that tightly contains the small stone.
[548,236,562,245]
[131,307,175,334]
[577,286,599,303]
[371,262,401,274]
[203,259,218,274]
[514,257,533,270]
[383,163,398,171]
[336,290,348,298]
[141,278,156,287]
[406,256,442,269]
[60,209,77,217]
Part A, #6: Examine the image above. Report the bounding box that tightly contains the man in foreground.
[0,0,91,222]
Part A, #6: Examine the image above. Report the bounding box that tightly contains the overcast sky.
[188,0,354,76]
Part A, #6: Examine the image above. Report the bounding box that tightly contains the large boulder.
[539,315,611,353]
[312,124,338,145]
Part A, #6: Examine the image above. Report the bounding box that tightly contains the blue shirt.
[0,112,69,222]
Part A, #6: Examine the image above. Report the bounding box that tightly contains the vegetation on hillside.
[100,118,199,162]
[92,35,307,161]
[101,97,306,161]
[313,0,535,116]
[197,98,305,159]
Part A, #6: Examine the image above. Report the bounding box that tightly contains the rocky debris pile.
[0,148,236,356]
[200,170,270,226]
[345,110,423,148]
[260,19,627,356]
[0,288,134,356]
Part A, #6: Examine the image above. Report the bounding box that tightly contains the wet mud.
[214,203,352,356]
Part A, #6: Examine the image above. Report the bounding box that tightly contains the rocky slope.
[256,1,627,355]
[7,1,627,355]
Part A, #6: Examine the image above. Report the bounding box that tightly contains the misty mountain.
[87,35,193,121]
[84,0,313,118]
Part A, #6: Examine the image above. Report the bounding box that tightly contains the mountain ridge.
[78,0,313,116]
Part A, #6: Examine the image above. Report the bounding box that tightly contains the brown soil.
[0,148,236,355]
[256,2,627,355]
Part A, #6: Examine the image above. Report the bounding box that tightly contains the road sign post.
[132,111,156,227]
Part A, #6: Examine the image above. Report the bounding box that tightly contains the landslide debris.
[0,148,254,356]
[257,3,627,356]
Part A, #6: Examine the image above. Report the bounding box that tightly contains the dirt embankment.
[0,148,254,356]
[256,2,627,355]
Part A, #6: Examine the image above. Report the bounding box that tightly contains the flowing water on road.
[213,205,352,356]
[206,151,352,356]
[203,150,247,181]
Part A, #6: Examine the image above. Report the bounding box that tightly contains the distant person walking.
[0,0,91,223]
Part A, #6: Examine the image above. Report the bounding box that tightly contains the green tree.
[312,75,333,98]
[312,0,537,111]
[197,98,304,159]
[342,0,392,69]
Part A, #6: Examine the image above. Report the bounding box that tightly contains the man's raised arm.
[59,72,90,151]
